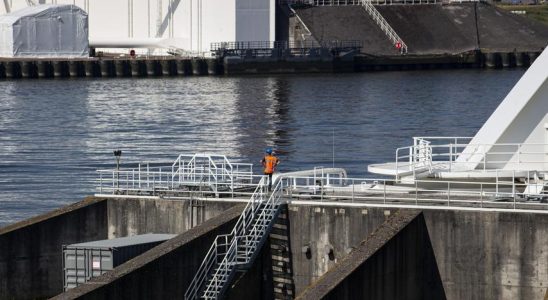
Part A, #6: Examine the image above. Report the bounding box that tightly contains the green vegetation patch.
[497,4,548,25]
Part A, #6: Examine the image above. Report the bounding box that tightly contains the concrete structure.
[1,0,276,54]
[291,3,548,55]
[0,197,547,299]
[0,197,237,299]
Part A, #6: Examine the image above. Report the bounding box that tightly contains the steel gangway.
[184,177,285,299]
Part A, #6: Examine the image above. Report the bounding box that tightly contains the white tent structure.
[0,4,88,57]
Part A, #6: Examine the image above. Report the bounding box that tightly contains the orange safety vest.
[262,155,279,174]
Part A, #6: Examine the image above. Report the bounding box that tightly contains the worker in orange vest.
[261,147,280,191]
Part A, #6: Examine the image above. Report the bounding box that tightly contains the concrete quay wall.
[0,57,220,79]
[287,205,548,300]
[0,197,238,299]
[1,197,547,299]
[0,197,108,299]
[296,210,446,300]
[53,205,245,300]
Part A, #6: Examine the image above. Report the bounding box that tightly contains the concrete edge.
[51,204,245,299]
[295,209,422,300]
[0,196,107,235]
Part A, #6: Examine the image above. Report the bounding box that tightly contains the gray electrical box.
[63,233,176,291]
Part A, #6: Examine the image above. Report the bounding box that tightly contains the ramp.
[294,6,401,55]
[293,3,548,55]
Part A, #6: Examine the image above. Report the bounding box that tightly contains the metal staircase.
[185,177,285,299]
[358,0,408,54]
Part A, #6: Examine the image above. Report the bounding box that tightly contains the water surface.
[0,69,525,226]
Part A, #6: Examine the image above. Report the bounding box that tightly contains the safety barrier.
[96,153,255,197]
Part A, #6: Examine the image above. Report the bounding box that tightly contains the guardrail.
[281,175,548,211]
[96,153,255,197]
[394,137,548,179]
[211,40,363,59]
[184,176,277,299]
[96,162,548,213]
[279,0,439,7]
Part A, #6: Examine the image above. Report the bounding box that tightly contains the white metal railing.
[96,153,254,196]
[281,0,438,5]
[358,0,408,54]
[185,176,285,299]
[394,137,548,180]
[282,174,548,211]
[283,0,410,53]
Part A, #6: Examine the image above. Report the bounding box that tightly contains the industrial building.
[1,0,275,54]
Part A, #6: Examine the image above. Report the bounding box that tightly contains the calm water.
[0,69,524,226]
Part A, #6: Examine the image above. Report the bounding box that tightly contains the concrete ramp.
[294,6,400,55]
[293,3,548,55]
[376,4,478,54]
[476,3,548,52]
[295,210,446,300]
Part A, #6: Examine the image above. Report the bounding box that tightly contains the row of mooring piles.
[482,51,541,68]
[0,58,223,79]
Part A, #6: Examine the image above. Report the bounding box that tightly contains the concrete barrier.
[295,210,446,300]
[0,197,109,299]
[52,205,245,300]
[288,205,548,300]
[0,197,239,299]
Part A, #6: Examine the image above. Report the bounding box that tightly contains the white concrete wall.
[1,0,274,53]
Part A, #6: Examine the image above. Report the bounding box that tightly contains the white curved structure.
[369,48,548,182]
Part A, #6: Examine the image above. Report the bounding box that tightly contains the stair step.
[270,243,289,250]
[272,276,294,284]
[273,223,287,230]
[270,228,287,236]
[269,233,288,241]
[271,255,291,263]
[273,287,294,296]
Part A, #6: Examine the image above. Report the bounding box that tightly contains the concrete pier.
[0,50,539,80]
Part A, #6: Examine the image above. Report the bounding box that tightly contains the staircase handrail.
[201,178,284,298]
[184,177,267,300]
[359,0,408,54]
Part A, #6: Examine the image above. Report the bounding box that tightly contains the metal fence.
[96,166,548,213]
[394,137,548,179]
[280,175,548,212]
[96,153,256,197]
[211,40,363,51]
[279,0,439,6]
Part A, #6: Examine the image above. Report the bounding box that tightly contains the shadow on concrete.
[295,210,446,300]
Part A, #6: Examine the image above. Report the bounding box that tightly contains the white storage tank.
[63,233,176,291]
